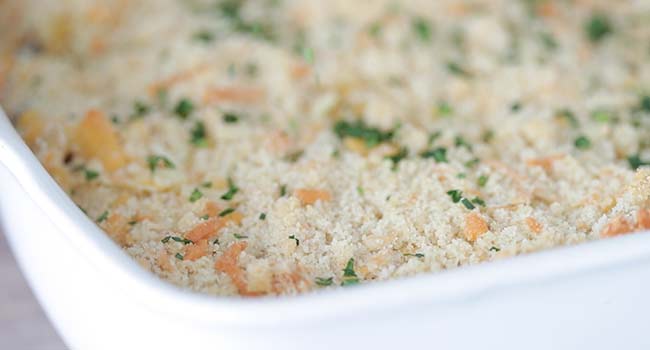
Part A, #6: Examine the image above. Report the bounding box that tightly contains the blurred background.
[0,232,65,349]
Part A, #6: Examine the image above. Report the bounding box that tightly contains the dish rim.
[2,109,650,327]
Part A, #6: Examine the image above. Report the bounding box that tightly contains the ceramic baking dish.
[1,108,650,350]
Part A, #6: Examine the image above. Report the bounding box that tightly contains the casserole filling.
[1,0,650,296]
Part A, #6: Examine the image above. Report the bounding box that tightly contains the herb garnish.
[574,136,591,150]
[477,175,489,187]
[404,253,425,258]
[175,253,184,260]
[591,110,613,123]
[219,208,235,217]
[341,258,360,286]
[84,169,99,181]
[461,198,476,210]
[193,30,215,43]
[471,197,486,207]
[421,147,447,163]
[174,98,194,119]
[628,154,650,170]
[132,101,150,119]
[412,17,432,42]
[446,189,463,203]
[386,147,408,170]
[639,95,650,113]
[189,188,203,203]
[233,233,248,239]
[223,112,239,123]
[220,178,239,200]
[190,121,208,147]
[200,214,209,220]
[288,235,299,246]
[489,246,500,252]
[279,184,287,197]
[315,277,334,286]
[96,211,109,223]
[446,61,471,77]
[161,236,193,245]
[454,135,472,150]
[437,101,453,117]
[259,213,266,220]
[333,120,395,147]
[147,155,175,173]
[556,108,579,128]
[586,13,612,43]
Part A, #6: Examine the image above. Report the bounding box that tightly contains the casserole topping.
[2,0,650,296]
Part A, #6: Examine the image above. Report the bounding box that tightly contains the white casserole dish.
[1,108,650,350]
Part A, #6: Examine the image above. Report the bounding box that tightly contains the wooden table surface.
[0,231,66,349]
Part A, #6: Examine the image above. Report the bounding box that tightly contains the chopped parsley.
[147,155,175,173]
[259,213,266,220]
[489,246,501,252]
[193,30,215,43]
[591,110,613,123]
[510,101,522,112]
[471,197,486,207]
[200,214,209,220]
[202,181,213,188]
[437,101,453,117]
[223,112,240,123]
[454,135,472,150]
[428,131,442,145]
[174,253,184,260]
[174,98,194,119]
[628,154,650,170]
[421,147,447,163]
[464,158,480,168]
[585,13,612,43]
[96,211,109,223]
[457,173,466,179]
[477,175,489,187]
[404,253,425,258]
[357,186,364,195]
[482,130,495,143]
[244,63,258,77]
[386,147,408,170]
[368,22,382,38]
[284,150,304,163]
[84,168,99,181]
[446,61,471,77]
[219,208,235,217]
[128,220,137,226]
[574,135,591,150]
[132,101,150,119]
[220,178,239,200]
[461,198,476,210]
[333,120,395,147]
[233,233,248,239]
[189,188,203,203]
[341,258,360,286]
[213,238,220,245]
[161,236,193,245]
[190,121,208,147]
[301,46,315,64]
[639,95,650,113]
[446,189,463,203]
[315,277,334,286]
[288,235,299,246]
[279,184,287,197]
[556,108,579,128]
[412,17,432,42]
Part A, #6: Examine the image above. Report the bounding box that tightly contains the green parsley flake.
[315,277,334,286]
[640,95,650,113]
[333,120,395,148]
[161,236,193,245]
[489,246,501,252]
[446,61,471,77]
[412,17,432,42]
[132,101,150,119]
[200,214,209,220]
[174,98,194,119]
[447,189,462,203]
[259,213,266,220]
[193,30,215,43]
[386,147,408,170]
[288,235,300,246]
[84,169,99,181]
[302,46,315,64]
[221,178,239,200]
[96,210,109,223]
[461,198,476,210]
[190,121,208,147]
[628,154,650,170]
[202,181,213,188]
[574,136,591,150]
[454,135,472,150]
[147,155,175,173]
[175,253,184,260]
[477,175,489,187]
[189,188,203,203]
[279,184,287,197]
[404,253,425,258]
[585,13,612,43]
[223,112,240,123]
[421,147,447,163]
[556,108,579,128]
[233,233,248,239]
[437,101,453,117]
[219,208,235,217]
[591,110,613,123]
[341,258,360,286]
[471,197,486,207]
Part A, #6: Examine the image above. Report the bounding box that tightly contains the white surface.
[1,109,650,349]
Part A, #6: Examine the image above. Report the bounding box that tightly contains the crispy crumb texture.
[2,0,650,296]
